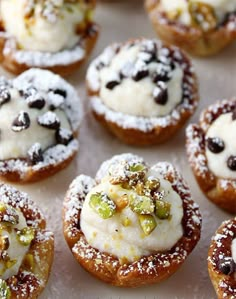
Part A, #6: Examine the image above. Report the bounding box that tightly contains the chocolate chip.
[20,86,37,98]
[106,80,120,90]
[55,128,73,145]
[27,96,45,109]
[218,257,235,275]
[51,89,67,98]
[206,137,225,154]
[37,111,60,130]
[132,69,149,81]
[0,89,11,106]
[227,156,236,171]
[152,63,172,83]
[12,112,31,132]
[27,143,44,165]
[153,82,168,105]
[232,109,236,121]
[141,41,157,55]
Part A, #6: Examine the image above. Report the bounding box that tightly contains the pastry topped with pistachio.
[0,68,82,183]
[63,153,201,287]
[0,183,54,298]
[145,0,236,56]
[87,38,198,146]
[0,0,99,75]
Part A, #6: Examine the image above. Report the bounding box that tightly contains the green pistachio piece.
[189,2,217,32]
[89,193,116,219]
[0,204,19,226]
[145,177,160,192]
[129,194,155,215]
[155,200,171,220]
[138,215,157,236]
[17,227,35,246]
[6,259,17,270]
[0,279,11,299]
[128,163,146,173]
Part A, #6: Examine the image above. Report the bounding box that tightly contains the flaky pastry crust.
[0,184,54,298]
[145,0,236,56]
[186,98,236,213]
[63,157,201,287]
[208,218,236,299]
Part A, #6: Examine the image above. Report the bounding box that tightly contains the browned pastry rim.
[0,8,99,76]
[63,159,201,287]
[87,39,199,146]
[186,98,236,213]
[0,184,54,298]
[145,0,236,56]
[208,218,236,298]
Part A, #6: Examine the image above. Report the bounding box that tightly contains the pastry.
[0,183,54,298]
[0,0,99,75]
[63,153,201,287]
[0,68,82,183]
[208,218,236,299]
[186,98,236,213]
[145,0,236,56]
[86,39,199,146]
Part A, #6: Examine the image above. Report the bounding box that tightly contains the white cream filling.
[80,169,184,263]
[0,207,30,279]
[0,88,70,160]
[232,238,236,263]
[206,113,236,180]
[160,0,236,25]
[0,0,88,52]
[99,45,183,118]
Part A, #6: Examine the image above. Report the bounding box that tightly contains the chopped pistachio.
[128,163,146,173]
[17,227,35,246]
[114,195,129,211]
[129,194,155,215]
[189,2,217,32]
[145,177,160,192]
[121,181,132,190]
[6,259,17,270]
[0,236,9,251]
[135,182,145,196]
[89,192,116,219]
[0,204,19,226]
[0,279,11,299]
[155,200,171,220]
[138,215,157,236]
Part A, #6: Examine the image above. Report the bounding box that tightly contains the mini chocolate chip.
[227,156,236,171]
[153,82,168,105]
[207,137,225,154]
[27,97,45,109]
[106,80,120,90]
[141,41,157,54]
[51,89,67,98]
[218,257,235,275]
[152,71,170,83]
[232,109,236,121]
[21,86,37,98]
[27,143,44,165]
[37,111,60,130]
[0,89,11,106]
[12,112,31,132]
[132,69,149,81]
[55,128,73,145]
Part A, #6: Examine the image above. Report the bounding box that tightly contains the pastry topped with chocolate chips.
[186,98,236,213]
[63,153,201,287]
[0,0,99,75]
[208,218,236,299]
[0,68,82,183]
[0,183,54,298]
[86,39,199,146]
[145,0,236,56]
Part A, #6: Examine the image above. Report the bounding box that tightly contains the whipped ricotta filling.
[0,0,89,52]
[232,238,236,263]
[206,112,236,180]
[160,0,236,26]
[0,88,70,160]
[0,206,31,279]
[80,169,184,263]
[99,44,183,118]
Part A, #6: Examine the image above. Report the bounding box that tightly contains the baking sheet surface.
[3,1,236,298]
